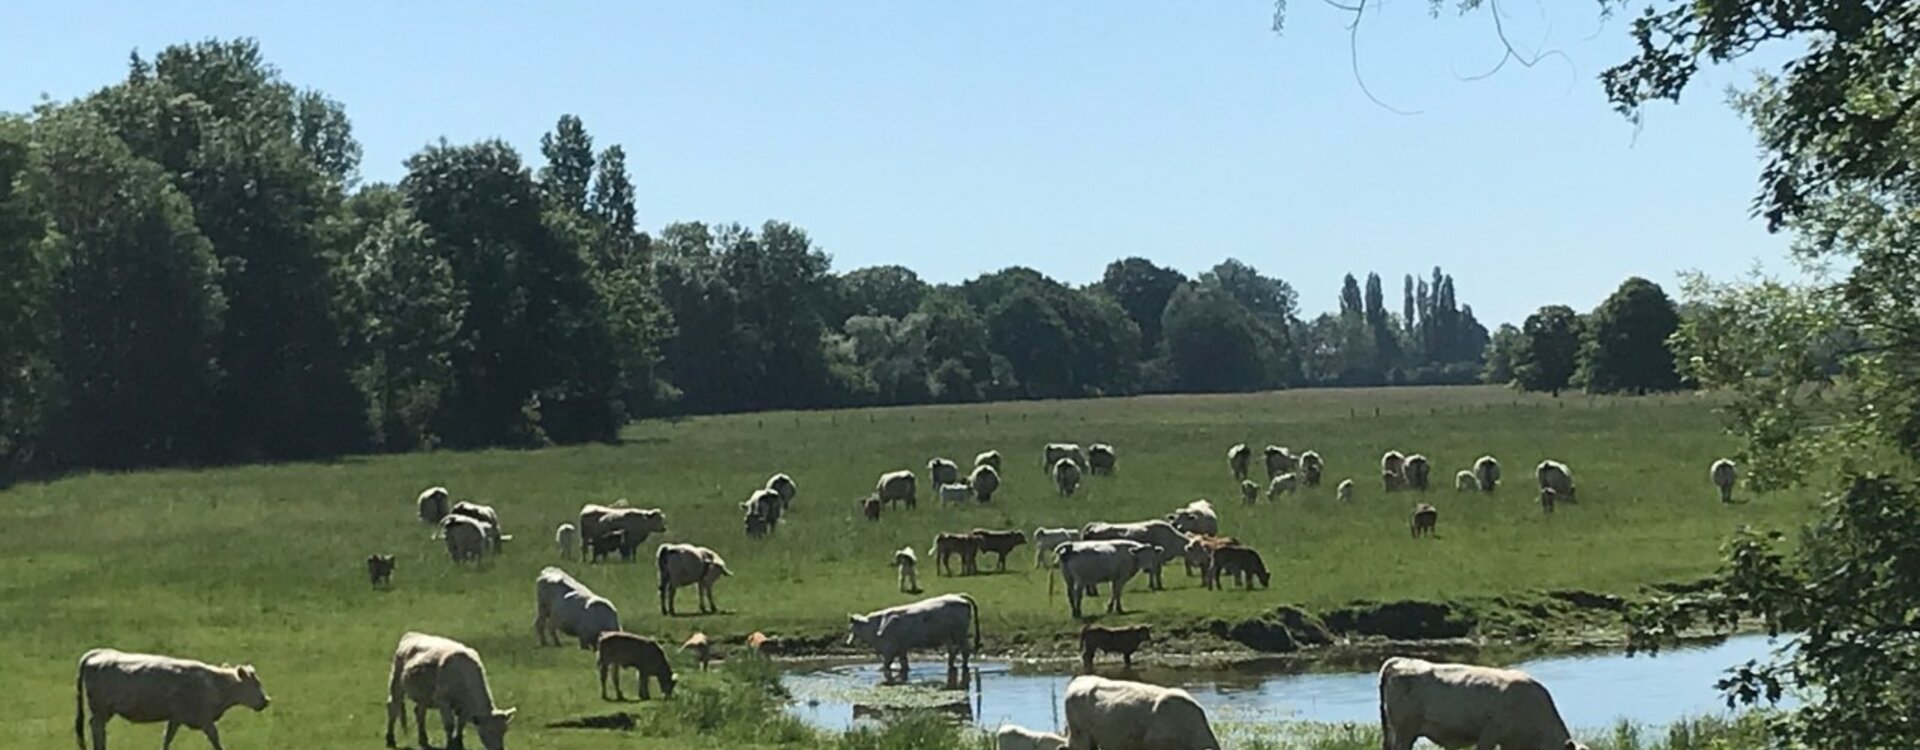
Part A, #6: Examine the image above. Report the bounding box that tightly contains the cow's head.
[846,614,879,646]
[227,665,270,711]
[472,707,514,750]
[635,509,668,533]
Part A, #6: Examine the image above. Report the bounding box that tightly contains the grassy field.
[0,386,1812,748]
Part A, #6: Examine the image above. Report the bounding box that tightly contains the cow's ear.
[238,666,256,679]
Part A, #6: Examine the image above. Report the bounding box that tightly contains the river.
[784,634,1785,735]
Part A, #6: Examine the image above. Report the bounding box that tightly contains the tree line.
[0,39,1691,477]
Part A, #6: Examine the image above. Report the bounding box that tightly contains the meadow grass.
[0,386,1812,748]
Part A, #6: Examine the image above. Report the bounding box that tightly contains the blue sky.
[0,2,1791,325]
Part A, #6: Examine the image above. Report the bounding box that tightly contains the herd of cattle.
[67,441,1748,750]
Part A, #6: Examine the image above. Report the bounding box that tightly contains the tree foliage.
[1581,277,1683,394]
[1513,305,1582,396]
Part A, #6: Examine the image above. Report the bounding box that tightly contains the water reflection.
[786,634,1787,734]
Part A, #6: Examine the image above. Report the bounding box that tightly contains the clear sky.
[1,1,1792,326]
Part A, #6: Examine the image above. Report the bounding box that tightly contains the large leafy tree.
[401,139,622,445]
[29,108,227,467]
[1161,284,1274,392]
[539,114,594,215]
[89,40,370,460]
[0,118,52,468]
[1580,276,1682,394]
[1098,257,1188,354]
[341,192,464,450]
[833,265,930,323]
[1480,323,1523,386]
[1513,305,1582,396]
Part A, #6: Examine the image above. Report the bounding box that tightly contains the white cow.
[1455,470,1478,491]
[846,593,981,684]
[1536,460,1577,502]
[997,724,1068,750]
[76,649,270,750]
[448,501,506,551]
[1063,675,1219,750]
[534,566,621,649]
[555,523,579,560]
[1165,499,1218,536]
[929,457,962,486]
[1079,520,1184,590]
[1337,478,1355,502]
[442,515,490,563]
[975,450,1003,470]
[1056,540,1161,619]
[416,486,450,525]
[385,633,514,750]
[938,482,973,505]
[657,543,732,615]
[1474,455,1501,492]
[1033,526,1081,568]
[1379,656,1586,750]
[1711,458,1737,503]
[766,473,798,510]
[579,503,668,558]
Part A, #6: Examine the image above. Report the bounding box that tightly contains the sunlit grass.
[0,386,1811,748]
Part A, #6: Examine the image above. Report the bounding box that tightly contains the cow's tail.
[74,656,85,750]
[960,593,983,652]
[655,545,671,596]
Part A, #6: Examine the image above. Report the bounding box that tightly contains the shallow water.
[784,634,1785,734]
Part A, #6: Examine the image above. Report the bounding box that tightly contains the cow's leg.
[898,653,910,683]
[414,705,431,749]
[1109,585,1124,614]
[199,724,225,750]
[385,698,402,748]
[440,708,461,750]
[161,722,179,750]
[88,712,109,750]
[637,669,651,701]
[599,661,611,700]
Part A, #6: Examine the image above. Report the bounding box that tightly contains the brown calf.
[597,632,675,701]
[1080,625,1151,670]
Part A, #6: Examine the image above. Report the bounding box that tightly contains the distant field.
[0,385,1814,749]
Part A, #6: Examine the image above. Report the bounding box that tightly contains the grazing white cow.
[1379,656,1586,750]
[846,593,982,684]
[970,464,1001,503]
[75,649,270,750]
[1403,454,1433,492]
[1086,444,1117,475]
[1267,473,1299,499]
[1053,458,1083,496]
[534,567,621,650]
[1299,450,1325,487]
[1711,458,1737,503]
[876,470,918,509]
[938,483,973,505]
[996,724,1068,750]
[441,515,490,563]
[1079,520,1183,590]
[1337,478,1355,502]
[1536,460,1577,502]
[1165,499,1218,536]
[1063,675,1220,750]
[1044,443,1088,480]
[975,450,1003,470]
[1227,444,1252,481]
[928,457,962,486]
[1055,540,1161,619]
[657,543,732,615]
[416,486,450,525]
[1263,445,1296,479]
[1032,527,1081,568]
[1474,455,1501,492]
[579,503,668,558]
[385,633,514,750]
[1455,470,1478,491]
[448,501,506,551]
[742,488,784,531]
[766,473,798,510]
[555,523,579,560]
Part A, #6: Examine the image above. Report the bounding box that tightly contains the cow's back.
[875,595,970,652]
[81,649,214,723]
[1064,676,1167,750]
[1382,657,1566,749]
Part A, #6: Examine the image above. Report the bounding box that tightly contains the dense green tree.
[342,201,463,450]
[833,265,930,322]
[401,139,622,444]
[719,221,836,409]
[916,291,994,402]
[1161,284,1272,392]
[987,288,1077,398]
[30,109,227,467]
[840,314,932,405]
[1403,275,1417,337]
[538,115,595,214]
[1199,259,1297,323]
[1480,323,1522,385]
[652,222,742,413]
[1338,273,1363,316]
[1098,257,1187,354]
[0,118,52,468]
[1513,305,1582,396]
[1580,277,1682,394]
